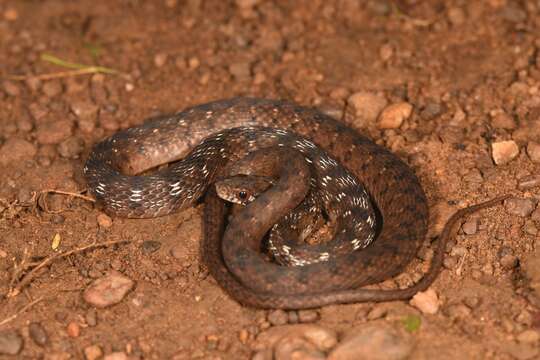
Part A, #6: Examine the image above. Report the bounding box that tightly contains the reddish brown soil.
[1,1,539,359]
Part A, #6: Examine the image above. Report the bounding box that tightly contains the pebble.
[188,57,200,69]
[377,102,413,129]
[463,169,483,183]
[286,311,299,324]
[491,112,516,129]
[99,113,120,132]
[84,344,103,360]
[154,53,168,67]
[235,0,261,8]
[3,8,18,21]
[347,92,388,122]
[36,120,74,145]
[447,7,466,26]
[66,321,80,337]
[86,309,98,327]
[253,72,266,85]
[444,304,472,319]
[268,310,289,326]
[526,142,540,163]
[329,87,350,101]
[254,325,338,354]
[170,244,191,265]
[367,306,388,320]
[298,310,319,323]
[228,62,252,79]
[379,43,394,62]
[141,240,161,254]
[2,80,20,96]
[29,322,48,346]
[505,197,536,217]
[518,175,540,190]
[491,140,519,165]
[97,213,113,228]
[0,138,37,165]
[515,310,533,326]
[0,330,23,355]
[25,77,42,92]
[463,296,481,309]
[409,289,440,314]
[419,102,441,120]
[517,330,540,344]
[57,137,84,159]
[274,337,326,359]
[29,103,48,121]
[238,329,249,344]
[71,101,98,123]
[524,220,537,235]
[461,218,478,235]
[83,271,135,308]
[104,352,128,360]
[42,81,63,98]
[256,30,283,52]
[443,256,457,270]
[328,325,413,360]
[17,116,34,132]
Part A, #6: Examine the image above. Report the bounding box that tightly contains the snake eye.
[238,191,247,200]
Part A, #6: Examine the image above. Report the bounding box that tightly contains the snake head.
[215,175,273,205]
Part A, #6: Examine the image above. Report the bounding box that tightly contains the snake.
[84,97,508,309]
[215,142,377,266]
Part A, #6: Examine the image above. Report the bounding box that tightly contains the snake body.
[215,139,377,266]
[84,97,507,309]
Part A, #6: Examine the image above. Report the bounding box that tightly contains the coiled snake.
[84,97,508,309]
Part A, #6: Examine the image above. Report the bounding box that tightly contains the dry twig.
[3,53,124,81]
[8,239,130,298]
[0,297,44,327]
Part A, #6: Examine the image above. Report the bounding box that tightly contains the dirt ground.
[1,0,540,359]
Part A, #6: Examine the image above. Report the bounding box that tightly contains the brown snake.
[84,97,508,309]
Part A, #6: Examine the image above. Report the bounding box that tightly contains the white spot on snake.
[318,156,337,169]
[129,189,143,202]
[95,183,106,195]
[367,215,375,226]
[318,252,330,261]
[351,238,362,250]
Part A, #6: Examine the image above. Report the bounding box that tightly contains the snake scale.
[84,97,508,309]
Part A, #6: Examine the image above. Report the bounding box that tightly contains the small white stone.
[410,289,440,315]
[491,140,519,165]
[377,102,413,129]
